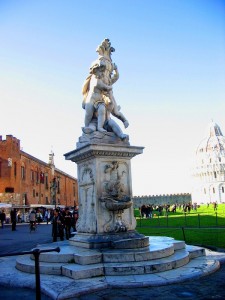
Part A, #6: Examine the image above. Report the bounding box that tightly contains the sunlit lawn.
[134,204,225,248]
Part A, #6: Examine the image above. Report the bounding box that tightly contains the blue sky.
[0,0,225,195]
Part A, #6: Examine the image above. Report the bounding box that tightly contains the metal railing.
[0,247,60,300]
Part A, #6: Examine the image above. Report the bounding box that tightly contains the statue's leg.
[107,119,128,140]
[110,96,129,128]
[82,119,97,134]
[84,103,94,127]
[97,104,107,133]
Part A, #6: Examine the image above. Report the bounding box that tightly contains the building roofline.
[20,150,77,181]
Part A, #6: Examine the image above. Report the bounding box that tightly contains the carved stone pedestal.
[64,133,145,248]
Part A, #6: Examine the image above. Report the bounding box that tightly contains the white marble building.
[192,121,225,205]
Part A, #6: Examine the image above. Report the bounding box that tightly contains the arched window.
[222,187,224,193]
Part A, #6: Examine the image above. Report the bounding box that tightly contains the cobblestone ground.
[2,264,225,300]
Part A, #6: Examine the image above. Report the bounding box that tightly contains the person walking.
[0,209,6,229]
[45,209,51,225]
[63,207,72,240]
[72,206,79,232]
[52,209,64,242]
[29,210,36,231]
[10,208,17,231]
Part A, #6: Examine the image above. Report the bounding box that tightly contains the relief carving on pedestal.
[77,164,96,233]
[99,161,132,233]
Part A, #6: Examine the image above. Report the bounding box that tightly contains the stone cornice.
[64,143,144,163]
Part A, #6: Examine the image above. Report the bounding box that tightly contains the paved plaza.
[0,223,225,299]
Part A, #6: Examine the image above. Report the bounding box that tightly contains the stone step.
[31,239,185,265]
[111,236,149,249]
[15,238,206,280]
[101,242,174,263]
[74,238,186,265]
[62,249,190,279]
[62,263,104,280]
[103,249,190,276]
[27,240,179,265]
[17,247,190,279]
[16,255,64,275]
[186,244,206,259]
[30,244,75,263]
[73,243,175,265]
[105,257,220,288]
[147,236,186,250]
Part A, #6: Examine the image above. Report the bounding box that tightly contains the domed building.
[192,121,225,205]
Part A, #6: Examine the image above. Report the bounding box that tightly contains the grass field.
[134,204,225,249]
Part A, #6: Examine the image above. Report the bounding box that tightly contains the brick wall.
[0,135,78,207]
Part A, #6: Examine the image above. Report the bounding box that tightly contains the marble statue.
[82,38,129,140]
[65,38,144,245]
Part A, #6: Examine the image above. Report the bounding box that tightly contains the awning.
[0,203,12,208]
[29,204,65,209]
[12,205,30,209]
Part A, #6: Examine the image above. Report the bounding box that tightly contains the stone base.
[11,236,225,299]
[77,131,130,148]
[69,231,148,249]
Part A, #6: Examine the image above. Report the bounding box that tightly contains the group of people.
[28,206,79,241]
[0,208,19,230]
[139,203,196,218]
[0,206,79,238]
[51,207,79,242]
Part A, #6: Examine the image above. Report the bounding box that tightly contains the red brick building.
[0,135,78,209]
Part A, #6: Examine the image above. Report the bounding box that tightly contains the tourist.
[52,209,64,242]
[10,208,17,231]
[29,209,36,231]
[45,209,51,225]
[72,206,79,232]
[140,205,146,218]
[36,210,43,224]
[0,209,6,228]
[213,202,218,211]
[63,207,72,240]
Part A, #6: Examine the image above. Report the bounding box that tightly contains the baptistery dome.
[192,121,225,205]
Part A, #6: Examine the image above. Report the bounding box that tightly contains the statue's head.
[90,63,106,78]
[96,38,115,58]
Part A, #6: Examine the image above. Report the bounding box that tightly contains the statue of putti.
[82,39,129,140]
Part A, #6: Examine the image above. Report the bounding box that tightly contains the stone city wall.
[132,193,192,208]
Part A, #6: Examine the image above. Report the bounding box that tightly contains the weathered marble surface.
[64,39,145,246]
[65,142,144,247]
[14,237,210,279]
[81,38,129,140]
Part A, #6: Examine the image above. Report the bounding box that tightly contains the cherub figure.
[81,39,129,140]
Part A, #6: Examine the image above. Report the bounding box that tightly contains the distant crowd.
[0,206,79,242]
[28,206,79,241]
[138,202,200,218]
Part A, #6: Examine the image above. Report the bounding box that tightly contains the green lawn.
[134,204,225,248]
